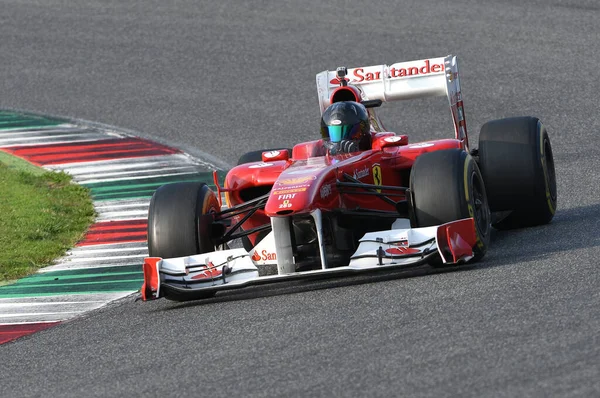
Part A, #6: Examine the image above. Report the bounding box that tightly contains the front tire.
[478,117,557,229]
[409,149,491,264]
[147,182,219,259]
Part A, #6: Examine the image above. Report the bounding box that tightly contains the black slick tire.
[409,149,491,264]
[147,182,219,259]
[478,117,557,229]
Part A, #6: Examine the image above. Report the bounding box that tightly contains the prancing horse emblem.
[372,164,382,193]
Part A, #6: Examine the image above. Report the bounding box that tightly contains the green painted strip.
[0,265,143,298]
[5,279,142,289]
[0,124,66,132]
[0,120,64,128]
[0,110,65,121]
[11,271,142,285]
[0,113,25,120]
[82,172,222,191]
[0,112,46,120]
[0,277,143,297]
[82,171,226,201]
[0,111,67,131]
[0,287,141,298]
[0,119,57,126]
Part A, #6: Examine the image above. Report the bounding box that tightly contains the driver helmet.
[320,101,371,154]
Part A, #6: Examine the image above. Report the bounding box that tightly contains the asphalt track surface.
[1,1,599,396]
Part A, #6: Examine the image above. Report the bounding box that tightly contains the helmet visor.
[327,123,361,143]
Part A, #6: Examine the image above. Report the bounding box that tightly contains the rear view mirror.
[262,149,289,162]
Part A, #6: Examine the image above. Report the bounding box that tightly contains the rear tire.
[147,182,219,258]
[409,149,491,264]
[478,117,557,229]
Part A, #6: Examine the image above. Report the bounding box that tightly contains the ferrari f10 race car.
[141,55,557,301]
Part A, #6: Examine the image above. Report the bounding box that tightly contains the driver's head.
[320,101,370,154]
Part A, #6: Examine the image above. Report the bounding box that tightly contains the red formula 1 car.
[141,55,557,301]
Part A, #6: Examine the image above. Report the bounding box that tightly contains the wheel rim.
[471,171,491,238]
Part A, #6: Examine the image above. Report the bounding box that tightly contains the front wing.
[141,218,477,301]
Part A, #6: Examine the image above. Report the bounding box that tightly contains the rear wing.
[316,55,468,145]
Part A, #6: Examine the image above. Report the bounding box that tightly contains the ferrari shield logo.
[372,164,382,192]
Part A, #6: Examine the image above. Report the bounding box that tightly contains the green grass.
[0,154,96,282]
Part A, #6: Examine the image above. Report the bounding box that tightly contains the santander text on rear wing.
[316,55,468,145]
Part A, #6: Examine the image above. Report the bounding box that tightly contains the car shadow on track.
[154,203,599,310]
[478,203,600,268]
[162,263,473,310]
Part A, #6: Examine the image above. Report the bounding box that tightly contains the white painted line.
[72,165,200,182]
[0,132,109,145]
[70,242,150,252]
[0,134,117,148]
[56,254,146,264]
[74,170,200,184]
[41,258,144,272]
[2,312,83,318]
[0,126,82,137]
[44,153,202,172]
[0,301,111,314]
[0,292,134,304]
[94,200,150,210]
[67,246,148,256]
[95,211,148,221]
[94,204,150,212]
[0,293,136,323]
[63,252,148,261]
[77,170,206,185]
[0,123,74,133]
[1,307,97,316]
[94,202,150,219]
[0,321,61,326]
[95,209,148,214]
[94,200,150,219]
[0,301,107,308]
[0,312,87,323]
[0,137,115,148]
